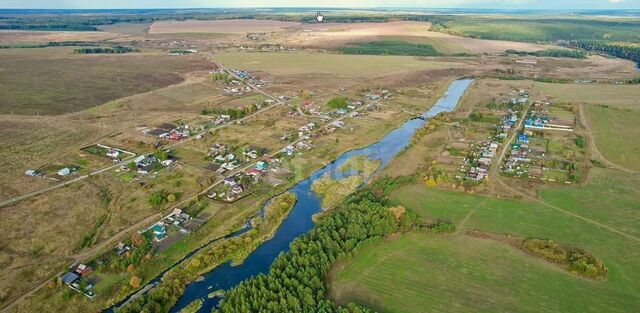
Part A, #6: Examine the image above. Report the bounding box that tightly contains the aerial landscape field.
[0,3,639,313]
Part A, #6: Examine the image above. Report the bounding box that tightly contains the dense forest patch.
[338,41,440,56]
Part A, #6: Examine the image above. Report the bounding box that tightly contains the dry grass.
[149,19,301,34]
[282,21,551,54]
[535,82,640,111]
[216,51,466,77]
[0,30,117,44]
[0,47,214,115]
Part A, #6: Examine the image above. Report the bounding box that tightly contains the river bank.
[169,78,475,313]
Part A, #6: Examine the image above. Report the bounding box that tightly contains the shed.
[61,272,79,285]
[57,168,71,176]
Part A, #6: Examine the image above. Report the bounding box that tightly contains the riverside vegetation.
[119,193,297,313]
[215,193,414,313]
[312,156,382,209]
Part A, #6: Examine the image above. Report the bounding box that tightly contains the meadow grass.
[534,82,640,111]
[216,52,463,76]
[328,176,640,313]
[583,105,640,171]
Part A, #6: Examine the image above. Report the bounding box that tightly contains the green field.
[331,233,623,313]
[216,52,463,76]
[0,47,212,115]
[329,177,640,313]
[584,105,640,171]
[534,83,640,111]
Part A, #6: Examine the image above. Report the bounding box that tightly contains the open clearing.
[287,21,550,54]
[329,179,640,313]
[0,30,117,44]
[583,105,640,171]
[216,52,465,76]
[0,47,213,115]
[149,19,301,34]
[535,82,640,111]
[330,233,624,313]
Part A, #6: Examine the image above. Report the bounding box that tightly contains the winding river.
[113,78,474,313]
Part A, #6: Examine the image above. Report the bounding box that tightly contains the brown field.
[0,47,214,115]
[284,21,551,54]
[2,17,639,313]
[149,19,301,34]
[0,30,118,44]
[535,82,640,111]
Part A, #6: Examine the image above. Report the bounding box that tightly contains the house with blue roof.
[151,223,167,242]
[518,133,529,143]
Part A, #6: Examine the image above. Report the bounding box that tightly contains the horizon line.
[1,7,640,11]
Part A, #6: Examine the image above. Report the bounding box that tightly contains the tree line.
[215,196,414,313]
[505,49,587,59]
[201,105,258,119]
[569,40,640,63]
[338,41,440,57]
[74,46,137,54]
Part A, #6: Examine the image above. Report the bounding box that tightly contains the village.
[501,100,582,183]
[16,66,394,301]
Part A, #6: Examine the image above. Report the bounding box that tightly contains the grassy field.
[149,19,300,34]
[329,174,640,312]
[0,47,213,115]
[583,105,640,171]
[431,16,640,43]
[330,233,626,313]
[97,22,150,35]
[540,168,640,237]
[216,52,464,76]
[535,82,640,111]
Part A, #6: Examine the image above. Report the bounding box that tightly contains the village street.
[0,58,387,313]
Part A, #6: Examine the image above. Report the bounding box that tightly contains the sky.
[0,0,639,9]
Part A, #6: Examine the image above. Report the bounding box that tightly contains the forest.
[338,41,440,56]
[569,40,640,63]
[74,46,137,54]
[505,49,587,59]
[215,195,414,313]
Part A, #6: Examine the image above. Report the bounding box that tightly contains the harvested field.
[286,21,550,54]
[97,22,150,35]
[149,19,301,34]
[0,30,117,44]
[216,52,466,76]
[0,47,214,115]
[535,82,640,111]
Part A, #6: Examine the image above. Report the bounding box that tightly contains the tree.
[153,150,169,161]
[327,96,348,109]
[300,90,312,100]
[130,276,142,289]
[127,264,136,273]
[132,233,145,247]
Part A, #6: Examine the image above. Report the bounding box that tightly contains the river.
[113,78,474,313]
